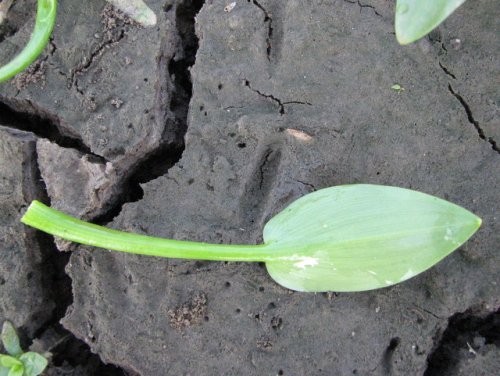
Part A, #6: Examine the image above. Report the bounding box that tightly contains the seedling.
[0,0,155,83]
[0,322,48,376]
[21,184,481,292]
[391,84,404,93]
[395,0,468,45]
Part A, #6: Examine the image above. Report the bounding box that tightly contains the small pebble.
[450,38,462,50]
[224,2,236,12]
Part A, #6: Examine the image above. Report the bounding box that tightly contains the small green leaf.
[7,364,23,376]
[0,355,22,368]
[1,322,22,357]
[391,84,404,93]
[263,185,481,292]
[19,353,48,376]
[395,0,468,45]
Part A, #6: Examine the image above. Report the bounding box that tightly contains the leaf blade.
[19,353,48,376]
[1,322,22,357]
[0,355,22,368]
[264,185,481,292]
[7,364,23,376]
[395,0,468,45]
[0,366,9,376]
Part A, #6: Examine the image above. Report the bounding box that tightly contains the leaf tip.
[395,25,416,45]
[475,215,482,230]
[1,321,22,357]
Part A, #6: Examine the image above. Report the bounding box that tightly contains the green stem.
[21,201,274,262]
[0,0,57,82]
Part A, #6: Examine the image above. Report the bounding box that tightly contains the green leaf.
[19,353,48,376]
[263,185,481,292]
[391,84,404,93]
[20,185,481,293]
[0,365,10,376]
[395,0,468,45]
[1,322,22,357]
[0,355,22,368]
[7,365,23,376]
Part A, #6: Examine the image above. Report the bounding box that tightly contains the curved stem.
[21,201,274,262]
[0,0,58,82]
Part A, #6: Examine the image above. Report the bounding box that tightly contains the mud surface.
[0,0,499,375]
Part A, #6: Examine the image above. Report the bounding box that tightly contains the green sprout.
[0,0,156,83]
[391,84,404,93]
[0,322,48,376]
[21,184,481,292]
[395,0,468,45]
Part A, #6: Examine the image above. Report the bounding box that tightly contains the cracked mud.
[1,0,499,375]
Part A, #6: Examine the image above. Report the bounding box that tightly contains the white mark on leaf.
[444,228,461,245]
[400,269,416,281]
[294,257,319,269]
[284,255,319,269]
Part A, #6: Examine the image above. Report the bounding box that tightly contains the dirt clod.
[256,337,273,350]
[12,59,46,90]
[168,293,207,331]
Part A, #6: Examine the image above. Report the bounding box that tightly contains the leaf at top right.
[395,0,468,45]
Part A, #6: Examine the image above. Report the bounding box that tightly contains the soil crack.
[0,97,102,159]
[244,79,311,115]
[439,61,456,79]
[72,30,124,85]
[344,0,381,17]
[424,306,500,376]
[93,0,205,224]
[295,179,316,191]
[448,84,499,154]
[259,149,274,190]
[413,304,443,320]
[93,143,184,224]
[31,151,126,375]
[249,0,273,59]
[70,4,136,93]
